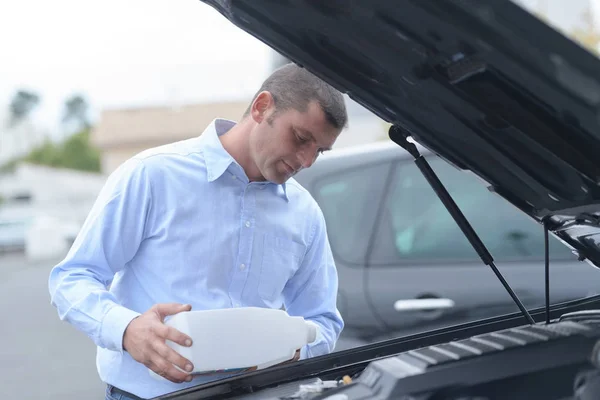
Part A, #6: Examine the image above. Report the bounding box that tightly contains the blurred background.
[2,0,600,398]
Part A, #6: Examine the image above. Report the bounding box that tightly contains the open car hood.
[201,0,600,268]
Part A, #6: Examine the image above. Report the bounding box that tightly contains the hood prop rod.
[389,125,535,325]
[543,218,551,324]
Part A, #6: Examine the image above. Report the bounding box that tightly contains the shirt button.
[245,221,251,228]
[231,174,237,180]
[240,263,246,270]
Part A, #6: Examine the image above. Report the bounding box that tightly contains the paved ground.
[0,254,105,399]
[0,252,363,399]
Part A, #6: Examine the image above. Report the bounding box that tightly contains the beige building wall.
[91,101,249,174]
[100,146,153,175]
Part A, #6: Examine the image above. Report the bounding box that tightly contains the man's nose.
[298,149,317,169]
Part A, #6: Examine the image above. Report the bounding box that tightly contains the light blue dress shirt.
[48,119,344,399]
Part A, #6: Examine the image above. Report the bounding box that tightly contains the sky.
[1,0,600,139]
[0,0,274,135]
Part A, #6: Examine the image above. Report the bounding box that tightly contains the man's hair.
[243,63,348,130]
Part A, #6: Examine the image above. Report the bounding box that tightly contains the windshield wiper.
[389,124,535,325]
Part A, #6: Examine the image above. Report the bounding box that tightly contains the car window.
[371,156,576,264]
[313,162,390,264]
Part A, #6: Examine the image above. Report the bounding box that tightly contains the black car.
[156,1,600,399]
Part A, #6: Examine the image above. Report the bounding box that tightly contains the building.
[0,163,107,259]
[90,101,249,174]
[0,162,106,222]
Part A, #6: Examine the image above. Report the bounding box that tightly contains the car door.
[297,157,392,342]
[365,155,600,339]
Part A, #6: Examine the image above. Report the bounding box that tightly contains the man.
[48,63,347,400]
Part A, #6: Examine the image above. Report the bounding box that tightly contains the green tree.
[25,139,62,168]
[17,128,101,173]
[58,129,101,172]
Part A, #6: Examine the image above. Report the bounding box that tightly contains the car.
[157,0,600,399]
[0,218,30,253]
[0,212,80,258]
[294,141,600,347]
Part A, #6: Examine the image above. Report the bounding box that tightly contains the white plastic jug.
[150,307,318,379]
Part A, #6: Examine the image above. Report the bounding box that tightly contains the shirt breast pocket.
[259,234,306,302]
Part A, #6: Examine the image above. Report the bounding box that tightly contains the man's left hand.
[291,349,301,361]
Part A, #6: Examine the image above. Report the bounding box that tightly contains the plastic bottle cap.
[306,320,318,343]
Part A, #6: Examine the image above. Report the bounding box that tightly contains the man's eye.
[297,135,308,143]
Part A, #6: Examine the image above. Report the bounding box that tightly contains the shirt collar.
[200,118,288,201]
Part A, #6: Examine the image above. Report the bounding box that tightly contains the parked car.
[295,141,600,347]
[0,217,31,254]
[0,212,80,258]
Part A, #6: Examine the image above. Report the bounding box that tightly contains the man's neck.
[219,119,264,182]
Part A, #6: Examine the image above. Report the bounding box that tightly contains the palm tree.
[4,90,41,160]
[62,94,90,133]
[7,90,40,128]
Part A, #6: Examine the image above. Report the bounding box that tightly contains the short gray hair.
[244,63,348,130]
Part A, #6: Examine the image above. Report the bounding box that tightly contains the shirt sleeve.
[283,208,345,359]
[48,158,154,352]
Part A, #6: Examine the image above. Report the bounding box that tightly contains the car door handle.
[394,298,455,312]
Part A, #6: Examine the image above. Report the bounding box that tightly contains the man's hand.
[123,303,194,383]
[290,349,300,362]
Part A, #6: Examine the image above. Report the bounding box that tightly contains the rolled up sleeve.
[283,209,344,359]
[48,158,153,352]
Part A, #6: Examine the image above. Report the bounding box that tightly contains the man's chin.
[270,176,288,185]
[265,171,290,185]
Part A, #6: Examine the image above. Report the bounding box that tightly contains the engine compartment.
[226,312,600,400]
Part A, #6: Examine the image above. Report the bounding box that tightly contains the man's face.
[249,96,341,184]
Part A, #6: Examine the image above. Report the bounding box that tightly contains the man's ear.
[250,91,274,124]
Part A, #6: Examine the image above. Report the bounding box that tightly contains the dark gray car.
[295,141,600,347]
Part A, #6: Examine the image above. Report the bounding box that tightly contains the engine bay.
[224,312,600,400]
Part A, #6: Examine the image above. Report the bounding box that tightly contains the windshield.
[3,1,600,399]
